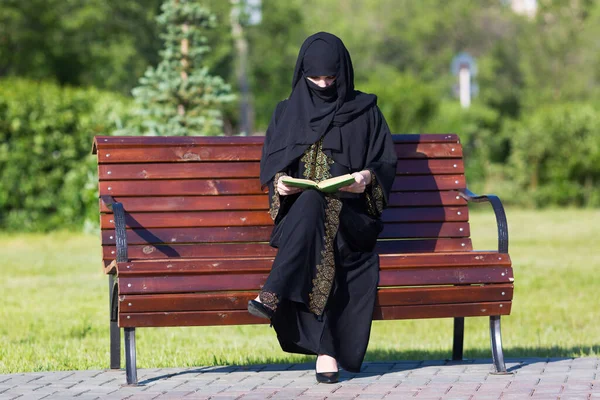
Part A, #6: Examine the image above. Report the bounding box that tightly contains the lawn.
[1,208,599,373]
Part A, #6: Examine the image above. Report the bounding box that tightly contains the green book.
[280,174,356,193]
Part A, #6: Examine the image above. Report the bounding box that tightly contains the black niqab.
[260,32,377,186]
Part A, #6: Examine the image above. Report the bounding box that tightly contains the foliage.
[0,79,133,231]
[360,66,440,134]
[246,0,307,130]
[2,209,600,371]
[424,101,502,189]
[125,0,235,136]
[0,0,164,94]
[503,103,600,207]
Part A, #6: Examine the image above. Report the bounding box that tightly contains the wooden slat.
[100,211,273,229]
[118,284,514,313]
[394,143,463,159]
[378,266,513,287]
[98,159,463,181]
[381,207,468,223]
[118,302,511,327]
[117,258,275,276]
[391,175,466,191]
[100,207,467,230]
[102,226,274,245]
[99,174,465,197]
[99,192,465,213]
[388,192,466,207]
[99,163,260,180]
[376,285,513,306]
[115,252,510,276]
[373,302,511,320]
[103,238,474,262]
[392,134,459,144]
[99,179,264,196]
[117,266,512,295]
[119,274,270,294]
[381,222,470,239]
[93,135,264,150]
[379,252,511,268]
[92,134,457,153]
[97,146,262,163]
[376,239,472,253]
[119,309,264,327]
[100,195,269,213]
[120,292,259,312]
[103,243,278,260]
[396,159,464,175]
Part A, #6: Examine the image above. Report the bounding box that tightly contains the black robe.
[259,100,397,372]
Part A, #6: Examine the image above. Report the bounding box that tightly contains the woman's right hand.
[277,176,303,196]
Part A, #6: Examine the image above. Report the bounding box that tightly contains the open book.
[280,174,355,193]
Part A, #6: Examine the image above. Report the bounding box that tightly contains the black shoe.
[247,300,274,319]
[315,371,339,384]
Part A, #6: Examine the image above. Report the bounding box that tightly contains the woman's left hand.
[339,170,372,193]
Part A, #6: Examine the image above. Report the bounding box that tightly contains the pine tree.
[130,0,234,136]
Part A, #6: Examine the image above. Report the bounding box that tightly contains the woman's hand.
[277,176,303,196]
[339,170,372,193]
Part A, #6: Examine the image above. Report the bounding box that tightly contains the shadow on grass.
[136,345,598,386]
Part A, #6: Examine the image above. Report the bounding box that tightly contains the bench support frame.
[109,275,120,369]
[459,188,510,374]
[125,328,138,385]
[490,315,508,374]
[452,317,464,361]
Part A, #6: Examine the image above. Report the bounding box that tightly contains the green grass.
[1,208,599,373]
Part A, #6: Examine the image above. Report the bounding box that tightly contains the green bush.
[0,78,133,231]
[502,103,600,207]
[360,67,440,134]
[424,100,502,192]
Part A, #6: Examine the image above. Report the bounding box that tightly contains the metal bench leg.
[452,317,464,361]
[109,275,120,369]
[124,327,138,385]
[490,315,508,373]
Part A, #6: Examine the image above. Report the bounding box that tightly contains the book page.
[317,174,355,192]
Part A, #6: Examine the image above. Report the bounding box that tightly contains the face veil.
[259,32,377,186]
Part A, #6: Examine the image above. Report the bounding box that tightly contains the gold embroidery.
[259,291,279,312]
[366,169,385,217]
[308,196,342,315]
[300,138,333,182]
[301,138,340,315]
[269,172,287,221]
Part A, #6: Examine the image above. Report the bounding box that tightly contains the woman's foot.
[247,299,274,319]
[247,295,277,319]
[315,354,339,383]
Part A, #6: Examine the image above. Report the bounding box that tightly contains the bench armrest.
[101,195,129,263]
[458,188,509,254]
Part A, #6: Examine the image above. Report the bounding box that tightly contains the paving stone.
[0,358,598,399]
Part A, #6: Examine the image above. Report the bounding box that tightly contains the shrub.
[0,78,133,231]
[503,103,600,207]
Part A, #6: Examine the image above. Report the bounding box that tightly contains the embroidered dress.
[260,122,389,372]
[258,32,396,373]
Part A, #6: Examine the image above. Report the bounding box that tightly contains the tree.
[0,0,164,93]
[246,0,307,131]
[128,0,235,136]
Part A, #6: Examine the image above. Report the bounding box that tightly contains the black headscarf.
[260,32,377,186]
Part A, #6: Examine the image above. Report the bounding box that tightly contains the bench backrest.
[93,134,469,270]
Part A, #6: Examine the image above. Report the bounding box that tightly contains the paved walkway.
[1,358,598,399]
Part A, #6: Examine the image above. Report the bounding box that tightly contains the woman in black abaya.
[248,32,397,383]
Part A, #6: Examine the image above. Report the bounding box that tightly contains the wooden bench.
[92,133,513,385]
